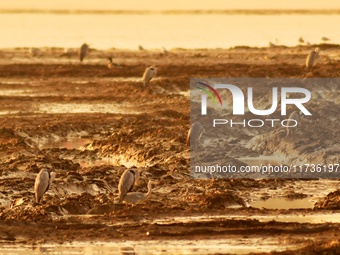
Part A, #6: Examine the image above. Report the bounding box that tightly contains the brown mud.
[0,46,340,254]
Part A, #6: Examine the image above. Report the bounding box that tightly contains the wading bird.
[34,169,56,204]
[286,111,303,137]
[78,43,89,62]
[162,47,168,55]
[187,121,205,147]
[142,66,157,86]
[298,37,305,44]
[123,180,152,205]
[306,47,320,70]
[118,169,140,202]
[321,37,330,42]
[138,45,145,51]
[107,57,122,69]
[60,48,74,58]
[29,47,41,57]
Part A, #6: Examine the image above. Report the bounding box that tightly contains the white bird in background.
[286,111,303,137]
[142,65,157,86]
[306,47,320,70]
[187,121,205,147]
[123,180,153,205]
[78,43,89,62]
[118,169,140,202]
[29,47,41,57]
[34,169,56,204]
[60,48,74,58]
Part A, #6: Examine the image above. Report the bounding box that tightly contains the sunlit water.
[0,13,338,49]
[0,239,303,255]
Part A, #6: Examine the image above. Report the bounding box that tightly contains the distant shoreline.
[1,9,340,15]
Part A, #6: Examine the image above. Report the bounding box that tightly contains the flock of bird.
[34,168,151,206]
[31,39,325,206]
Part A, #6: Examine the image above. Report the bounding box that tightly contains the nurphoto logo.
[190,78,339,179]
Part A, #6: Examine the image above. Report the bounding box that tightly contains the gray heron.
[142,66,157,86]
[34,169,56,204]
[162,47,168,55]
[306,47,320,70]
[187,121,205,147]
[78,43,89,62]
[286,111,303,137]
[118,169,140,202]
[123,180,152,205]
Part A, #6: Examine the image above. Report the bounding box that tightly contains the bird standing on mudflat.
[29,47,41,58]
[34,169,56,204]
[306,47,320,70]
[187,121,205,147]
[286,111,303,137]
[118,169,140,202]
[142,66,157,86]
[78,43,89,62]
[123,180,152,205]
[107,57,122,69]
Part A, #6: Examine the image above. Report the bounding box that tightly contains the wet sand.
[0,45,340,254]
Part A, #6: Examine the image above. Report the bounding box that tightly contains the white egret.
[306,47,320,70]
[29,48,41,57]
[142,66,157,86]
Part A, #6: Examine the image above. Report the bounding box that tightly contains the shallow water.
[250,197,314,209]
[37,102,140,114]
[0,238,303,255]
[39,136,92,150]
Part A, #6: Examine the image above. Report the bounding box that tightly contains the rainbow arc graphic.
[197,82,222,106]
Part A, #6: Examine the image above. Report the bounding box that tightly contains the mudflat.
[0,45,340,254]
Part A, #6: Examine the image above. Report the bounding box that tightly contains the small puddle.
[0,238,303,255]
[250,197,314,209]
[0,110,21,115]
[151,213,340,226]
[38,135,92,150]
[75,156,142,168]
[37,102,141,114]
[0,89,33,96]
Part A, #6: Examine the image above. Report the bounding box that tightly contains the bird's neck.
[145,183,152,198]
